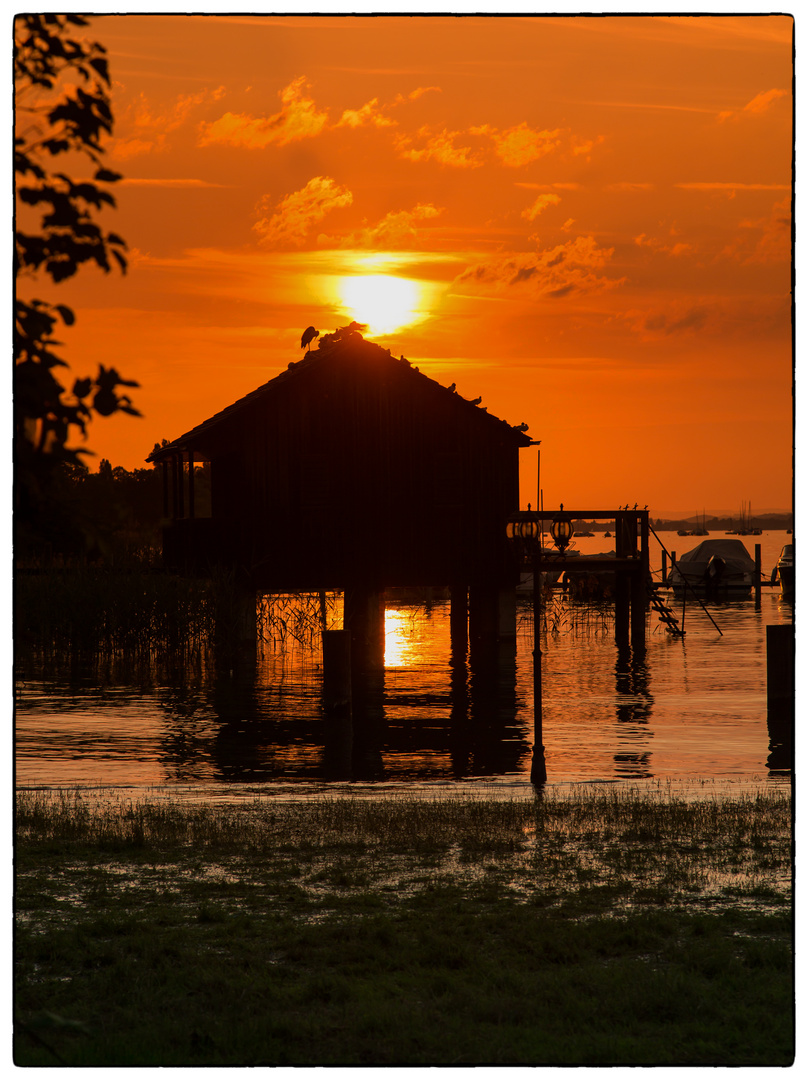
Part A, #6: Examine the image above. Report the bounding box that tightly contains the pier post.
[630,566,646,651]
[322,630,352,716]
[630,512,649,651]
[343,585,385,674]
[755,544,762,610]
[614,513,630,648]
[469,583,514,644]
[450,583,468,656]
[214,576,257,672]
[766,623,794,770]
[322,629,353,778]
[661,550,667,585]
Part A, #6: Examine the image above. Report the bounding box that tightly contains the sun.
[339,274,425,336]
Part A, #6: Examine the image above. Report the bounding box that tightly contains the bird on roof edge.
[301,326,319,352]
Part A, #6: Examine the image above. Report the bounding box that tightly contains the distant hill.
[571,509,793,533]
[652,509,792,519]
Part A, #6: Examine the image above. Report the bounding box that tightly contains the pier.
[509,507,651,651]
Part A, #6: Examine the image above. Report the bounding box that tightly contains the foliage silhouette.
[15,15,140,555]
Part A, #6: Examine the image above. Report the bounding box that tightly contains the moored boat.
[669,538,756,598]
[771,543,794,600]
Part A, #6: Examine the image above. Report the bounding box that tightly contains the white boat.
[669,538,756,597]
[771,543,794,600]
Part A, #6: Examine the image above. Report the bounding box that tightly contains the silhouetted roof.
[147,334,532,462]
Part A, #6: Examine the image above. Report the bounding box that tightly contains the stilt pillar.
[214,577,257,674]
[322,630,352,716]
[343,585,385,673]
[630,566,646,651]
[322,629,353,779]
[468,584,517,644]
[450,584,468,656]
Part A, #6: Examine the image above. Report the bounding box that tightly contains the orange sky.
[43,13,793,514]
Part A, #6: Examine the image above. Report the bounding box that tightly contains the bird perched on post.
[301,326,319,352]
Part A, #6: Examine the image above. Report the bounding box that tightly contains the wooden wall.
[162,341,525,591]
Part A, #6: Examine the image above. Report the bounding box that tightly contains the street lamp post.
[506,510,546,786]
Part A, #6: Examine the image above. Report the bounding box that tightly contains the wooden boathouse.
[148,326,532,650]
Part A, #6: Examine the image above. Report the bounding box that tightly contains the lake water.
[15,532,794,798]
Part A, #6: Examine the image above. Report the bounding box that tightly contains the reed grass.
[15,562,338,668]
[15,786,793,1066]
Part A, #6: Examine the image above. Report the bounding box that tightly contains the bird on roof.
[516,422,529,431]
[448,383,456,393]
[470,396,482,405]
[301,326,319,351]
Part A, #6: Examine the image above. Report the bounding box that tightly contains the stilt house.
[148,328,532,594]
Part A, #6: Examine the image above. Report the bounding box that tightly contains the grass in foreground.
[15,786,793,1066]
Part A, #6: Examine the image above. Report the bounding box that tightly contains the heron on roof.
[301,326,319,352]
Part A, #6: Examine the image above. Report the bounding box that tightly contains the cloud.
[393,86,441,104]
[253,176,353,247]
[471,121,562,167]
[571,134,605,158]
[521,193,561,221]
[634,232,693,256]
[111,86,226,159]
[395,127,483,168]
[516,181,582,191]
[336,97,395,129]
[407,86,441,101]
[325,203,443,249]
[718,87,787,122]
[606,181,655,192]
[641,307,709,336]
[454,234,623,299]
[677,182,789,192]
[198,76,328,148]
[720,196,791,264]
[120,178,227,188]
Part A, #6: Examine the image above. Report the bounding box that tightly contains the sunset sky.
[42,12,793,514]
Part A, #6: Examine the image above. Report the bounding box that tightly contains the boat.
[669,538,756,598]
[731,500,762,536]
[771,543,794,600]
[691,511,709,536]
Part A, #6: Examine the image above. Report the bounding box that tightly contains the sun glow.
[340,274,425,336]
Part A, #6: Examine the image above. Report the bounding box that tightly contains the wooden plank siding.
[149,336,531,592]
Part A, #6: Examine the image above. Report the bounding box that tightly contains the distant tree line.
[15,457,212,565]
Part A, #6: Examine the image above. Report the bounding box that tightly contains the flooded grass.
[15,786,793,1066]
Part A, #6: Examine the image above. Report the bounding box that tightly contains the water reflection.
[16,579,793,788]
[612,644,653,778]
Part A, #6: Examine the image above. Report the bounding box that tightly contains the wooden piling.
[322,629,352,715]
[630,565,646,651]
[755,544,762,609]
[766,623,794,770]
[614,513,630,647]
[343,585,385,673]
[767,623,795,709]
[450,584,468,656]
[661,550,667,585]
